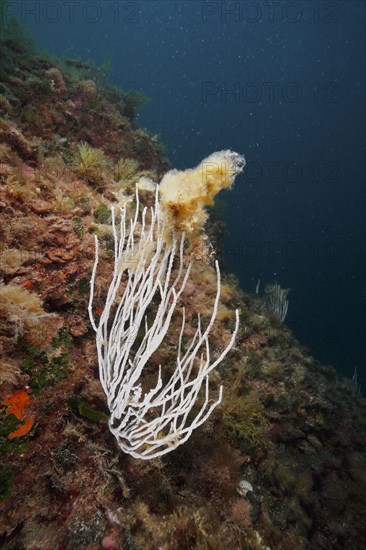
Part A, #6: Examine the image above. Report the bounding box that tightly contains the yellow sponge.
[159,150,245,249]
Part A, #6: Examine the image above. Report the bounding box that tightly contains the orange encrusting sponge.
[2,388,34,439]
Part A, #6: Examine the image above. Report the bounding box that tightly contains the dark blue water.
[6,0,365,388]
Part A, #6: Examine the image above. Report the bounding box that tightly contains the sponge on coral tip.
[159,150,245,238]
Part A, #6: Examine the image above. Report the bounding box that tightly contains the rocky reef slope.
[0,27,365,550]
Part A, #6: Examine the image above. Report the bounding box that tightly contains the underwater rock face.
[0,24,365,550]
